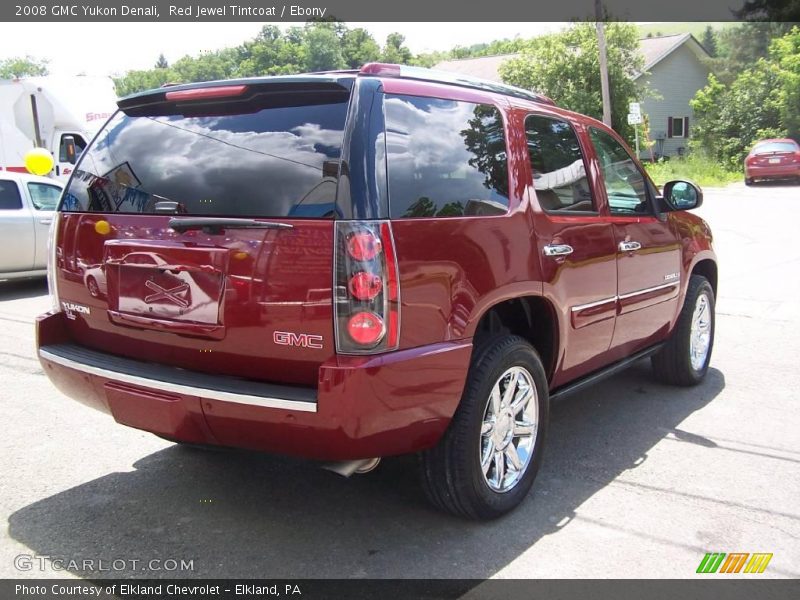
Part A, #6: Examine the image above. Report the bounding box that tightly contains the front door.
[24,180,61,268]
[0,179,35,273]
[587,127,681,356]
[525,114,618,387]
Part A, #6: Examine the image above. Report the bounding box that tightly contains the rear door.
[0,179,35,273]
[56,79,353,386]
[587,126,681,355]
[525,114,618,387]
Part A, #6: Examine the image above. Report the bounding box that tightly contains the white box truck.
[0,75,117,182]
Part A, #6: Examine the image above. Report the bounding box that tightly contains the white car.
[0,172,63,280]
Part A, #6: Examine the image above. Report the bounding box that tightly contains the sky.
[0,22,567,77]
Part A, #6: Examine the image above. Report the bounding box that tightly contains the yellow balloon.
[94,220,111,235]
[24,148,55,176]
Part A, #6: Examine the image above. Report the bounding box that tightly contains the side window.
[0,180,23,210]
[27,183,62,210]
[525,115,595,213]
[589,128,650,215]
[58,134,87,163]
[385,95,509,218]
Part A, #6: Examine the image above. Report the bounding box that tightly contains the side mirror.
[63,135,78,165]
[661,180,703,211]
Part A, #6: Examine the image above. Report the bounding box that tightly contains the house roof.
[635,33,710,79]
[433,34,710,83]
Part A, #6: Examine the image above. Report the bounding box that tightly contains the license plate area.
[104,241,228,330]
[769,158,781,164]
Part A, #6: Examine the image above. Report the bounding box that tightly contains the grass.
[644,155,742,188]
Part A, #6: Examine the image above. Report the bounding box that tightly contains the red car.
[37,64,717,518]
[744,138,800,185]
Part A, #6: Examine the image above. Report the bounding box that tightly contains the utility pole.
[595,0,612,127]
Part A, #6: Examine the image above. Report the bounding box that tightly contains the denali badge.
[273,331,323,349]
[664,272,680,281]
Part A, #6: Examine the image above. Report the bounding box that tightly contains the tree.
[304,23,345,72]
[155,53,169,69]
[382,33,413,64]
[341,28,381,69]
[734,0,800,21]
[711,22,798,84]
[701,26,718,57]
[0,56,49,78]
[770,26,800,141]
[499,22,644,141]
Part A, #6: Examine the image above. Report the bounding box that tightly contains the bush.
[644,153,741,187]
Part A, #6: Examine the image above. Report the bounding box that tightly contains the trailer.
[0,75,117,182]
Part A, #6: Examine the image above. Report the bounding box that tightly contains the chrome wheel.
[87,277,99,298]
[480,366,538,493]
[690,292,712,371]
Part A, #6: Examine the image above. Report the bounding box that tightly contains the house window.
[668,116,689,138]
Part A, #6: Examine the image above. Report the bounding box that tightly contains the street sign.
[627,113,642,125]
[629,102,641,116]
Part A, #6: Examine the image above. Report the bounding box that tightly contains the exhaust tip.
[322,457,381,477]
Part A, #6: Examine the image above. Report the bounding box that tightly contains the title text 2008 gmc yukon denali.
[36,64,717,519]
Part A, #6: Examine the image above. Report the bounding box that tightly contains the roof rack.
[359,62,555,106]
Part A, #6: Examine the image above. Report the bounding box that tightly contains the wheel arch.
[469,295,559,382]
[690,257,718,298]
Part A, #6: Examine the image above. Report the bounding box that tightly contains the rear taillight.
[334,221,400,354]
[47,212,61,311]
[794,151,800,163]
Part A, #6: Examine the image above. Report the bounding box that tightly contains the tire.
[86,276,100,298]
[745,178,754,186]
[420,335,549,519]
[652,275,715,386]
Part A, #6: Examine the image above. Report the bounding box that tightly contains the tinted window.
[385,95,508,218]
[27,183,62,210]
[589,128,650,215]
[526,115,595,213]
[61,93,349,218]
[0,180,23,210]
[753,141,798,154]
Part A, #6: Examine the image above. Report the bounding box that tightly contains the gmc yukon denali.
[36,64,717,519]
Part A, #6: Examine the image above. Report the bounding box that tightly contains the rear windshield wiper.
[168,217,293,234]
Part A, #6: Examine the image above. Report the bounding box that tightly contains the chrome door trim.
[618,281,679,301]
[571,296,618,312]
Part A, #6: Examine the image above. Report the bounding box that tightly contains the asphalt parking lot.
[1,181,798,580]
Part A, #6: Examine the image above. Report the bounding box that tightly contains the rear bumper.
[36,311,471,460]
[746,164,800,179]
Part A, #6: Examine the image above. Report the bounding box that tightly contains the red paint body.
[37,71,716,460]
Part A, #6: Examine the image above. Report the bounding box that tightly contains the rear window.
[385,95,509,218]
[61,91,350,218]
[753,141,798,153]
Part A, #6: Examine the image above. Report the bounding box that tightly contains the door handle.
[39,218,52,225]
[618,241,642,252]
[543,244,574,257]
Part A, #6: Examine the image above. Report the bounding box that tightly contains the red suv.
[37,64,717,519]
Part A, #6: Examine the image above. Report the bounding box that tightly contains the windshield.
[60,91,350,218]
